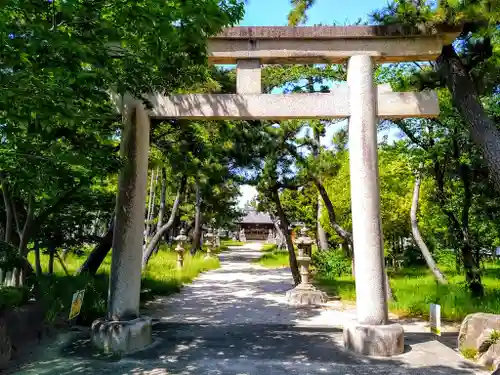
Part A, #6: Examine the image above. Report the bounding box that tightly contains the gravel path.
[11,243,488,375]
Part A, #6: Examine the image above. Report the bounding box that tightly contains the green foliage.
[490,330,500,343]
[28,244,219,323]
[460,347,479,360]
[288,0,316,26]
[280,185,317,228]
[0,286,30,312]
[316,261,500,321]
[0,241,24,269]
[320,146,420,248]
[435,250,459,271]
[312,251,352,277]
[37,274,108,325]
[0,0,246,257]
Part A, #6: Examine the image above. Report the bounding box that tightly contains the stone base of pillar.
[285,284,327,307]
[91,316,152,355]
[343,322,404,357]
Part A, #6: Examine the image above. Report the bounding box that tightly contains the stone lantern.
[239,228,246,243]
[204,228,215,259]
[285,227,327,306]
[174,229,188,269]
[215,229,221,248]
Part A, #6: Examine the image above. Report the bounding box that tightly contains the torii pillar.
[342,55,402,356]
[91,97,153,354]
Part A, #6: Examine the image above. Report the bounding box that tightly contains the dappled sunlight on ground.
[8,243,488,375]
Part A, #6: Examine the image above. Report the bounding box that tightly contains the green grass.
[460,347,478,360]
[261,244,278,252]
[315,262,500,322]
[221,240,244,247]
[26,245,219,324]
[254,244,291,268]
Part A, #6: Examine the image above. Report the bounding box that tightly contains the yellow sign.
[69,289,85,320]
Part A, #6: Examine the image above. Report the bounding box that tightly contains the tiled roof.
[238,209,273,224]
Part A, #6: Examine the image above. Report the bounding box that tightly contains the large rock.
[458,313,500,352]
[478,342,500,369]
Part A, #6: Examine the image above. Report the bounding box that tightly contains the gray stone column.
[236,59,261,94]
[347,55,387,325]
[91,100,152,355]
[343,55,404,357]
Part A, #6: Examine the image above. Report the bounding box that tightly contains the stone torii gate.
[91,25,459,356]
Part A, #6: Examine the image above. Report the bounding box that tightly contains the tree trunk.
[437,44,500,193]
[410,172,447,284]
[55,250,70,276]
[272,188,300,285]
[145,168,156,238]
[310,123,329,252]
[142,175,187,268]
[1,174,13,244]
[456,141,484,297]
[18,193,34,257]
[48,245,55,275]
[190,178,203,255]
[156,168,167,231]
[34,240,42,276]
[317,195,329,251]
[147,168,159,238]
[314,177,353,246]
[385,272,395,302]
[77,219,114,275]
[273,220,286,250]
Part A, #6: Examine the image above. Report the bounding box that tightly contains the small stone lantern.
[174,229,188,269]
[285,227,327,307]
[215,229,221,248]
[204,228,215,259]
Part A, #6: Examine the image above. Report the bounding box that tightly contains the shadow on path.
[9,243,488,375]
[11,322,486,375]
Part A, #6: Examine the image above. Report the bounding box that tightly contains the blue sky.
[239,0,386,26]
[237,0,393,207]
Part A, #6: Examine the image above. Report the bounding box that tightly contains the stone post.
[204,228,215,259]
[343,55,404,357]
[239,228,246,243]
[285,227,327,306]
[91,100,152,355]
[267,229,274,244]
[174,229,187,269]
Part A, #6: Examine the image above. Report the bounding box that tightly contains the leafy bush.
[435,249,458,271]
[0,286,30,312]
[36,274,108,325]
[29,247,220,324]
[313,250,352,277]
